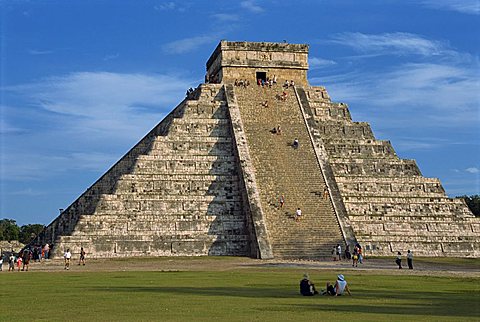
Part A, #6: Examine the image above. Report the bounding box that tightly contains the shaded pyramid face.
[34,41,480,259]
[37,85,256,258]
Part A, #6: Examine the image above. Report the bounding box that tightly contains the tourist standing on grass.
[64,249,71,270]
[325,274,351,296]
[352,247,358,267]
[43,244,50,260]
[395,251,402,269]
[407,250,413,269]
[22,248,31,271]
[345,244,351,260]
[300,273,319,296]
[356,243,363,264]
[8,254,15,271]
[336,244,342,261]
[16,256,22,271]
[78,247,86,266]
[0,256,3,271]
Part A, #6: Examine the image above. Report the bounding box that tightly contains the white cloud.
[10,188,45,196]
[240,0,264,13]
[330,32,450,57]
[103,53,119,61]
[2,72,195,181]
[315,62,480,127]
[28,49,53,55]
[309,57,336,69]
[9,72,189,117]
[162,35,219,54]
[466,167,480,174]
[394,140,440,151]
[212,13,240,22]
[420,0,480,15]
[154,2,176,11]
[0,117,24,134]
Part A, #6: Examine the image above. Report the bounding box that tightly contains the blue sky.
[1,0,479,225]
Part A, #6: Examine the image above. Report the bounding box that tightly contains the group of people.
[331,243,364,267]
[0,245,86,272]
[300,273,351,297]
[63,247,86,270]
[1,243,51,272]
[257,75,277,87]
[270,125,282,135]
[395,250,414,269]
[234,79,250,88]
[4,248,33,272]
[328,243,414,270]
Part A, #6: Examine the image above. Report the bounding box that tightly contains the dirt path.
[6,256,479,277]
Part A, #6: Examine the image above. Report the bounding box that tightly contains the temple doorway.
[256,71,267,83]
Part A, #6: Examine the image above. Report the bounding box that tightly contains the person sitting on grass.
[300,273,319,296]
[324,274,351,296]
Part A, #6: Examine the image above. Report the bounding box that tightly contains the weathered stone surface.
[32,41,479,259]
[34,84,254,258]
[298,84,480,257]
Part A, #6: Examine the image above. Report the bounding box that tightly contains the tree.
[458,195,480,217]
[19,224,46,244]
[0,219,21,241]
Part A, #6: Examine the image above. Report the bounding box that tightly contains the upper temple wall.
[206,41,309,85]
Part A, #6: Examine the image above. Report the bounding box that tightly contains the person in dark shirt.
[300,274,318,296]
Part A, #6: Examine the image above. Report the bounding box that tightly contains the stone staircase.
[298,85,480,257]
[36,84,252,258]
[233,84,344,259]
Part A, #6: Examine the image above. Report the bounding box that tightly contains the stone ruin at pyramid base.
[34,41,480,259]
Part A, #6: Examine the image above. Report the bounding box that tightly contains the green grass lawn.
[0,263,478,321]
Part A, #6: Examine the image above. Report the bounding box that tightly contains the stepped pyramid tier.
[34,85,268,259]
[296,86,479,256]
[33,40,479,258]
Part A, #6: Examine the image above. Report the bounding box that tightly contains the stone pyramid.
[34,41,479,259]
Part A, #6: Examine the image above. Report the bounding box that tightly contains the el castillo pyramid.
[34,41,480,259]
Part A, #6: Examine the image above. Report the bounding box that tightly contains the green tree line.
[0,219,45,244]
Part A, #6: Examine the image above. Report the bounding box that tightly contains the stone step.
[234,85,344,260]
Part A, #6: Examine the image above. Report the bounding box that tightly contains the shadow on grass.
[95,286,294,298]
[94,286,479,318]
[291,302,477,318]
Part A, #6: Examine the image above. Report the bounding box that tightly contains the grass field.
[0,257,478,321]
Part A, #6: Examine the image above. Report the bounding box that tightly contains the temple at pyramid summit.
[34,41,480,259]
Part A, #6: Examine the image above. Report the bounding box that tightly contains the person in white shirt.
[325,274,351,296]
[64,249,72,270]
[407,250,413,269]
[295,208,302,222]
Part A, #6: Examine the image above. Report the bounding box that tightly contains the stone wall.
[207,41,309,85]
[34,85,254,258]
[30,40,480,259]
[298,85,480,257]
